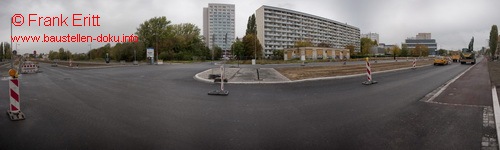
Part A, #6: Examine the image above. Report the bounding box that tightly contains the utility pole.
[254,34,257,59]
[88,43,91,60]
[225,33,227,59]
[212,34,215,61]
[10,19,13,69]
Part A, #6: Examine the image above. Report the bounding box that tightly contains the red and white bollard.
[220,65,225,91]
[208,65,229,96]
[7,78,25,120]
[362,57,378,85]
[412,58,417,69]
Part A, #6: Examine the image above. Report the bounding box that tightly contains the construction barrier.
[362,57,378,85]
[7,78,25,120]
[21,62,39,74]
[208,65,229,96]
[412,58,417,69]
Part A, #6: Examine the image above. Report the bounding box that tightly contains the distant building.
[255,5,360,58]
[361,32,379,44]
[416,33,431,40]
[203,3,235,57]
[403,33,438,55]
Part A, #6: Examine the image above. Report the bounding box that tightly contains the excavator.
[460,37,476,64]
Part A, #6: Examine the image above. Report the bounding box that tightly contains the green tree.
[58,48,67,60]
[135,16,171,60]
[246,14,257,35]
[242,34,263,59]
[231,37,245,59]
[412,44,429,57]
[3,42,11,59]
[166,23,207,60]
[242,14,262,59]
[272,49,284,60]
[48,50,59,60]
[345,45,355,55]
[212,45,222,60]
[489,25,498,59]
[391,45,401,59]
[401,44,409,57]
[360,38,373,55]
[437,49,447,56]
[0,42,4,60]
[294,39,313,47]
[317,42,330,48]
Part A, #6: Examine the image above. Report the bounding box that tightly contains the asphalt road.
[0,59,486,149]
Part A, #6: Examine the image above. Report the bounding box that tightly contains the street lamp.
[88,43,91,60]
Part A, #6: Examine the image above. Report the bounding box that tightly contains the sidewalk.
[432,59,492,106]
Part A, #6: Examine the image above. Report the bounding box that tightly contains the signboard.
[146,48,154,58]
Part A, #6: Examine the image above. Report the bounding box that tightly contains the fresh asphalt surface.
[0,59,485,149]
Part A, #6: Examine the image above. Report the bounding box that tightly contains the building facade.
[416,33,431,40]
[361,32,379,44]
[283,47,350,61]
[255,5,360,58]
[403,37,438,55]
[203,3,235,57]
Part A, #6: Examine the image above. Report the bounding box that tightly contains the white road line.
[491,86,500,148]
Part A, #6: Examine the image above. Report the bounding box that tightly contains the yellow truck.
[450,51,460,62]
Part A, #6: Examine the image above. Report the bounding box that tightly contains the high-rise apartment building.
[203,3,235,57]
[361,32,379,44]
[255,5,360,57]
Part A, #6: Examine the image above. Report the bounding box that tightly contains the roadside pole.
[6,69,25,120]
[362,57,378,85]
[412,58,417,69]
[208,65,229,96]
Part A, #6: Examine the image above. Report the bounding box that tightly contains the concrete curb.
[194,69,217,83]
[491,86,500,148]
[194,64,433,84]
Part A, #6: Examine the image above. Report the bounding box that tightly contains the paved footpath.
[429,59,498,149]
[433,60,492,106]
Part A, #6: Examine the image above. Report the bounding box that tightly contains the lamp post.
[88,43,91,61]
[10,18,13,69]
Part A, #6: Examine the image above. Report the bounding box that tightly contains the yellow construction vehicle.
[450,50,460,62]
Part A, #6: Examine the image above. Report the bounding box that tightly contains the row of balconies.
[264,16,356,30]
[263,25,358,35]
[264,16,349,26]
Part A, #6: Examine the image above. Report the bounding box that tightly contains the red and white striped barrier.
[7,78,25,120]
[412,58,417,69]
[220,65,225,91]
[362,57,377,85]
[208,65,229,96]
[21,62,39,74]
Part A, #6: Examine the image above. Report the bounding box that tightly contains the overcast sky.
[1,0,499,54]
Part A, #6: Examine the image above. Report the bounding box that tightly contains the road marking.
[491,86,500,148]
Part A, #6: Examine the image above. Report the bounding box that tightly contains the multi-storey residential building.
[361,32,379,44]
[255,5,360,58]
[203,3,235,57]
